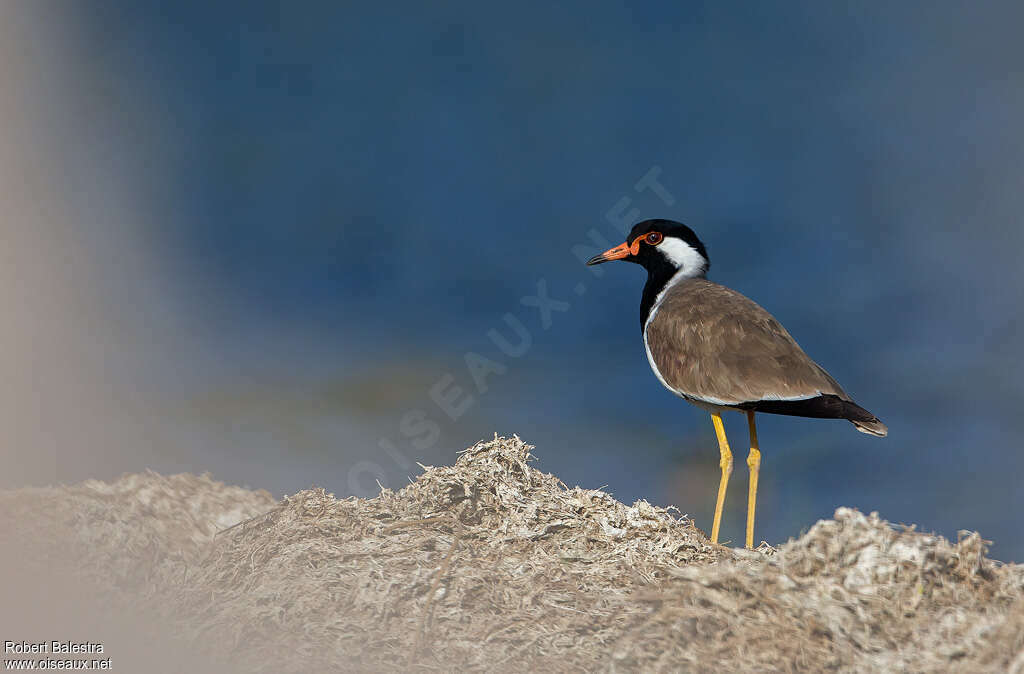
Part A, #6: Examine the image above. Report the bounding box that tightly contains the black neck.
[640,264,683,330]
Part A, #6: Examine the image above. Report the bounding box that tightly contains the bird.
[586,219,886,549]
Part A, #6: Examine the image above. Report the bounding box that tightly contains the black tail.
[740,395,887,437]
[843,400,888,437]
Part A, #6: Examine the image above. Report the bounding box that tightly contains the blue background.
[10,1,1023,559]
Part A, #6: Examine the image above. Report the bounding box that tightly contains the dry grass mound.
[178,435,720,670]
[2,435,1023,672]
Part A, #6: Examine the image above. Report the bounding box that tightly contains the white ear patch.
[657,238,707,277]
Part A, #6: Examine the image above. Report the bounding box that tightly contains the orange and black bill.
[586,241,633,266]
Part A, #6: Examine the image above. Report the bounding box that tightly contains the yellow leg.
[709,412,732,544]
[745,411,761,550]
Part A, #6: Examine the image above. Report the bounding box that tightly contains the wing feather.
[644,279,849,405]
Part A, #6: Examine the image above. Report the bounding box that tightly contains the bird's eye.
[646,232,663,245]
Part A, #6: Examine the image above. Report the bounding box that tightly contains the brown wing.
[644,279,850,405]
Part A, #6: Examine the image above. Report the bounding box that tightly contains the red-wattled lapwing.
[587,219,886,549]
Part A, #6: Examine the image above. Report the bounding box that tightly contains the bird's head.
[586,219,709,280]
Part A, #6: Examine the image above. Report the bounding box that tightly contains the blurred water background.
[3,1,1022,559]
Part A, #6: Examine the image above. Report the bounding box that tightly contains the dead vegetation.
[2,435,1022,672]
